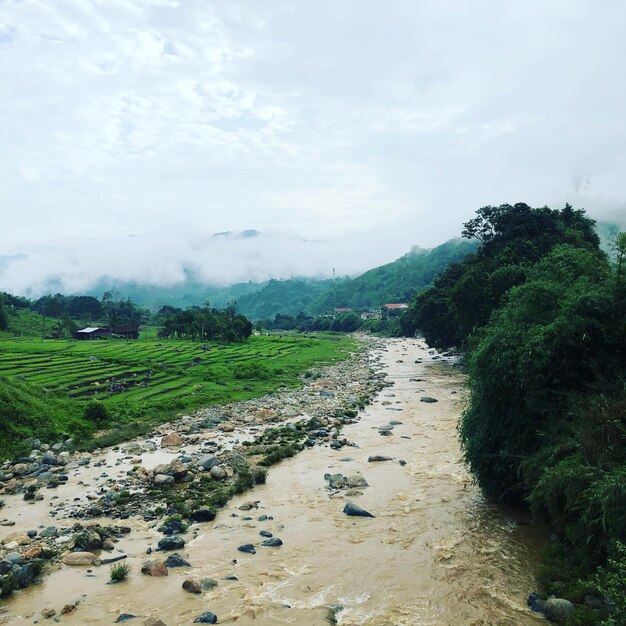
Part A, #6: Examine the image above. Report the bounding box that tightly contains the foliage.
[311,238,477,314]
[232,361,271,380]
[157,303,252,342]
[0,375,83,458]
[84,400,109,423]
[109,562,131,582]
[402,203,601,347]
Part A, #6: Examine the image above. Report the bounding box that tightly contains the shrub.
[83,400,108,423]
[232,361,271,380]
[109,562,130,583]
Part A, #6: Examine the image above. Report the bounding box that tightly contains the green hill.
[236,278,331,320]
[310,238,478,313]
[0,376,83,457]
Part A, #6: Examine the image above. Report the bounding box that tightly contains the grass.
[109,562,130,583]
[0,334,355,457]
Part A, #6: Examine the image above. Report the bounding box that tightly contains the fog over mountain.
[1,1,626,295]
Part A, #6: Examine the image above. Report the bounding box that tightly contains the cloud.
[1,0,625,294]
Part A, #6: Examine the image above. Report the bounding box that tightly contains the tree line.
[402,203,625,624]
[156,303,252,342]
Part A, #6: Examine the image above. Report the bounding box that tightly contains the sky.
[1,0,626,295]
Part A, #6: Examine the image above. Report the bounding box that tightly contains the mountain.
[235,278,331,320]
[309,238,478,314]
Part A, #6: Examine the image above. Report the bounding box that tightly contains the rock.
[544,598,574,623]
[368,455,392,462]
[327,473,347,489]
[144,619,168,626]
[182,579,202,594]
[41,608,56,618]
[201,578,218,590]
[420,396,438,403]
[238,543,256,554]
[62,551,97,566]
[60,604,77,615]
[17,561,39,587]
[161,434,183,447]
[158,536,185,551]
[259,530,273,538]
[23,546,43,559]
[193,612,218,624]
[343,502,375,518]
[154,474,175,486]
[41,451,57,465]
[74,529,103,551]
[209,466,227,481]
[197,455,218,470]
[527,592,545,613]
[347,475,369,488]
[141,559,169,577]
[0,560,13,574]
[153,459,188,480]
[238,501,259,511]
[40,525,59,538]
[190,507,216,522]
[261,537,283,547]
[116,615,137,623]
[163,553,190,568]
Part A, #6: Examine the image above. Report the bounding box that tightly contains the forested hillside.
[403,203,626,625]
[310,238,477,313]
[235,278,331,320]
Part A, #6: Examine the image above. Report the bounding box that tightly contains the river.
[1,338,545,625]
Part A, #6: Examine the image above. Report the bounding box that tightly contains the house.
[72,327,113,340]
[382,303,409,311]
[382,303,409,317]
[72,324,140,340]
[111,324,140,339]
[361,310,381,320]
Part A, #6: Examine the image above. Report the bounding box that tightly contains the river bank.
[1,337,545,625]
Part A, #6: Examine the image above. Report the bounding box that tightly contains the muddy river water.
[1,338,545,625]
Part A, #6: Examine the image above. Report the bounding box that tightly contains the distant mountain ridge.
[86,237,479,319]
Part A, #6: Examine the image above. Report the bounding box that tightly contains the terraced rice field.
[0,335,354,414]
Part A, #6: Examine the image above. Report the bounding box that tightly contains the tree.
[611,232,626,283]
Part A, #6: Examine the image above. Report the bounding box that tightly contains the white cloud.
[1,0,625,295]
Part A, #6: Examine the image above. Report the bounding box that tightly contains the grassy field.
[0,334,355,454]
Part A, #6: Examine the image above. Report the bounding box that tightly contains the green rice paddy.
[0,334,355,419]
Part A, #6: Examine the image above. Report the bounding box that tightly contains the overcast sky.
[1,0,626,295]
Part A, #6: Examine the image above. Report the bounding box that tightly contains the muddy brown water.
[1,339,545,625]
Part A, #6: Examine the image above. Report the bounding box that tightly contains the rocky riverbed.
[0,337,548,625]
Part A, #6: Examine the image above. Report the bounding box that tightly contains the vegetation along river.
[1,338,546,625]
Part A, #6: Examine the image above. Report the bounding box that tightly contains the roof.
[383,303,409,309]
[76,327,105,333]
[334,308,353,312]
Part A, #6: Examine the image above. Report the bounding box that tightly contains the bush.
[232,361,271,380]
[109,562,130,582]
[84,400,109,423]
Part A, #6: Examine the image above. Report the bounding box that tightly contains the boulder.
[237,543,256,554]
[420,396,438,403]
[544,598,575,624]
[343,502,375,518]
[190,507,216,522]
[164,553,191,568]
[153,459,187,480]
[347,475,369,488]
[209,466,227,481]
[367,455,392,462]
[260,537,283,547]
[197,455,218,470]
[61,551,97,566]
[141,560,168,577]
[154,474,175,486]
[193,612,218,624]
[157,536,185,551]
[161,434,183,448]
[182,579,202,594]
